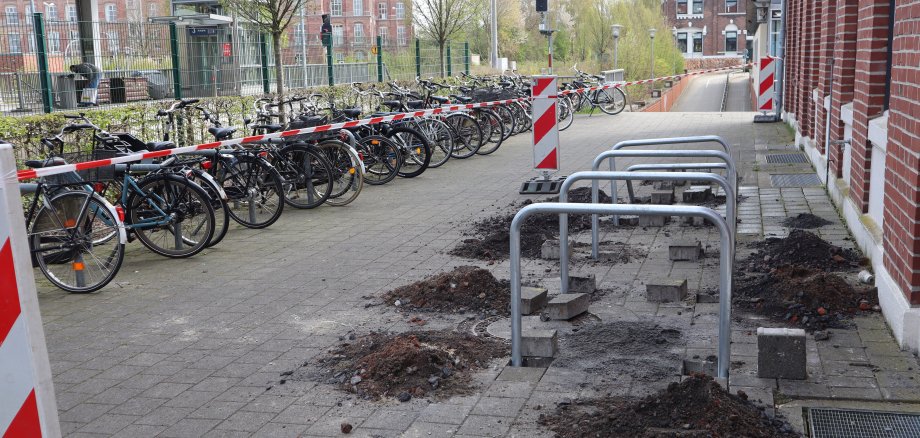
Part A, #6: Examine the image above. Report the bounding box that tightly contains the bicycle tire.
[414,118,454,168]
[316,139,364,206]
[492,105,516,141]
[475,109,505,155]
[217,154,286,229]
[445,113,483,159]
[597,87,627,115]
[387,126,431,178]
[127,173,215,258]
[357,135,401,185]
[558,95,575,131]
[31,191,124,293]
[188,169,230,248]
[275,144,334,209]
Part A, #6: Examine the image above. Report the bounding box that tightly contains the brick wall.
[883,0,920,304]
[684,57,745,71]
[641,77,687,112]
[849,0,891,212]
[828,0,859,178]
[814,0,836,154]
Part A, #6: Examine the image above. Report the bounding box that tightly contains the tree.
[220,0,307,109]
[413,0,483,76]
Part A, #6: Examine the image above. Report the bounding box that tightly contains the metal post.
[325,32,334,86]
[259,33,270,94]
[446,41,452,77]
[464,41,470,75]
[300,6,308,88]
[13,72,27,112]
[547,27,554,74]
[490,0,498,69]
[774,0,787,119]
[32,13,52,113]
[510,203,734,380]
[415,39,421,78]
[376,36,384,83]
[169,22,182,99]
[649,29,656,94]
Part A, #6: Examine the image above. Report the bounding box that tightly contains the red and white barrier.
[531,76,560,171]
[1,143,61,437]
[758,57,776,112]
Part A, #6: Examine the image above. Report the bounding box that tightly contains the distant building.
[660,0,748,58]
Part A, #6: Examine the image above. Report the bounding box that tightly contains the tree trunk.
[438,43,445,77]
[271,31,286,121]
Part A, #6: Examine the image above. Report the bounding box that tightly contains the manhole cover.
[766,153,809,164]
[770,173,822,187]
[809,408,920,438]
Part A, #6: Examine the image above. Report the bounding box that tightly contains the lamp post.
[611,24,622,70]
[648,28,656,92]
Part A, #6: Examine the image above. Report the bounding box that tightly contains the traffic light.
[536,0,547,12]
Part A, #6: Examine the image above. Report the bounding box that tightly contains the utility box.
[54,75,77,109]
[602,69,625,82]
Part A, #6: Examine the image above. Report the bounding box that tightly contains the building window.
[769,15,781,56]
[331,0,342,16]
[395,2,404,19]
[353,0,363,15]
[397,26,406,45]
[725,0,737,12]
[378,26,387,43]
[148,4,158,18]
[293,22,305,46]
[354,22,364,44]
[5,6,16,25]
[334,51,344,63]
[355,50,366,61]
[27,34,35,53]
[45,3,57,20]
[69,29,79,44]
[676,32,688,53]
[332,24,343,45]
[692,32,703,52]
[66,5,77,21]
[725,30,737,52]
[48,31,60,52]
[105,4,116,22]
[676,0,687,14]
[8,33,21,53]
[378,2,387,19]
[692,0,703,14]
[106,31,118,53]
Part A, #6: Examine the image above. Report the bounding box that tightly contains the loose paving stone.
[540,239,572,260]
[520,287,549,315]
[638,215,667,227]
[545,294,590,320]
[668,241,703,261]
[758,328,807,379]
[650,189,675,205]
[521,330,558,358]
[566,274,596,294]
[646,278,689,303]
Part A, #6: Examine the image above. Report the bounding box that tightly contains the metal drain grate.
[809,408,920,438]
[770,173,822,187]
[766,153,810,164]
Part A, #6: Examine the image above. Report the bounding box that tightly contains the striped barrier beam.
[1,143,61,437]
[532,75,559,170]
[757,57,776,112]
[16,63,751,182]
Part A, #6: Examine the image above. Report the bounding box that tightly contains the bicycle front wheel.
[316,140,364,206]
[597,87,627,115]
[217,155,285,229]
[127,174,215,258]
[31,191,124,293]
[276,144,334,209]
[445,113,483,159]
[388,126,431,178]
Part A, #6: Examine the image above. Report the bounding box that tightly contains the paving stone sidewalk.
[36,111,920,437]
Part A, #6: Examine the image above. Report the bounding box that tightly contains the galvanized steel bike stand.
[589,149,738,259]
[508,203,735,380]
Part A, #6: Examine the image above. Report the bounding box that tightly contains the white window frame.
[724,30,737,53]
[395,2,404,19]
[66,5,77,21]
[332,24,344,45]
[105,4,117,22]
[378,26,387,43]
[331,0,342,16]
[8,33,21,53]
[45,3,56,20]
[353,0,363,16]
[106,30,118,53]
[378,2,387,19]
[5,6,17,25]
[725,0,738,13]
[396,26,406,45]
[48,31,61,53]
[692,0,703,14]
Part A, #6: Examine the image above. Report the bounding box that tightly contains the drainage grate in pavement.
[809,408,920,438]
[770,173,822,187]
[766,153,810,164]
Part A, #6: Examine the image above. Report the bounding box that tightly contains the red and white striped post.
[758,57,776,113]
[532,75,559,175]
[1,143,60,437]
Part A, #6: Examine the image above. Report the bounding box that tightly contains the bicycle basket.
[287,115,336,142]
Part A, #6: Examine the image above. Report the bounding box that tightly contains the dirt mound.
[539,374,798,438]
[743,229,863,272]
[782,213,832,229]
[553,322,683,382]
[544,187,614,204]
[383,266,510,315]
[314,331,507,401]
[735,265,877,330]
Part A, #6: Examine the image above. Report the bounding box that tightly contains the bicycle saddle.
[25,157,66,168]
[382,100,402,110]
[208,127,237,140]
[342,108,362,118]
[449,95,473,103]
[145,141,175,151]
[251,124,283,133]
[429,96,450,104]
[406,100,425,109]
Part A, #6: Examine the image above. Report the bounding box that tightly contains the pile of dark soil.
[539,374,798,438]
[382,266,510,315]
[735,265,877,330]
[553,322,683,382]
[742,229,864,272]
[452,189,615,260]
[782,213,833,229]
[314,331,507,401]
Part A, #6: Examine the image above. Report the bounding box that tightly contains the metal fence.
[0,14,470,116]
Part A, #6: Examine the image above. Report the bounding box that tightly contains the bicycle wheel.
[387,126,431,178]
[189,169,230,248]
[31,191,124,293]
[557,95,575,131]
[492,105,516,141]
[445,113,483,159]
[508,102,529,135]
[216,154,285,229]
[316,139,364,206]
[275,144,334,209]
[414,118,454,168]
[597,87,627,115]
[127,173,215,258]
[475,109,505,155]
[357,135,401,185]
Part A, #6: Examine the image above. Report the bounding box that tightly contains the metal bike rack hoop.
[624,162,728,203]
[589,149,737,259]
[509,202,734,379]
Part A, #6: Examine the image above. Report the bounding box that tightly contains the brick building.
[660,0,748,58]
[751,0,920,352]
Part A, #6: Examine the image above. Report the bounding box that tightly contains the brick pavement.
[35,111,920,437]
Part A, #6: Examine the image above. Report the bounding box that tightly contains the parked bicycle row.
[21,68,622,294]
